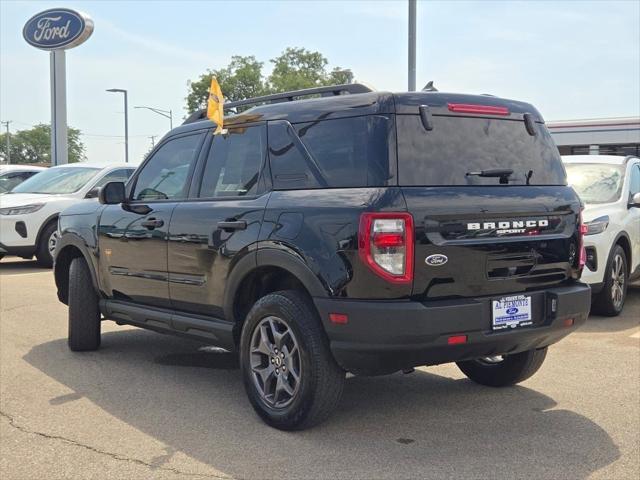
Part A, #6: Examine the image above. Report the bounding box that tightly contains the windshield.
[565,163,625,204]
[10,167,100,194]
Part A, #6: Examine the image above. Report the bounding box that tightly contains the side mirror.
[85,187,100,199]
[99,181,126,205]
[630,192,640,208]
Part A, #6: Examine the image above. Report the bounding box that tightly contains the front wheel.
[68,257,101,351]
[456,347,548,387]
[35,221,58,268]
[240,290,345,430]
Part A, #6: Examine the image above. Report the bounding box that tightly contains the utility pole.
[408,0,417,91]
[106,88,129,163]
[1,121,11,164]
[149,135,157,148]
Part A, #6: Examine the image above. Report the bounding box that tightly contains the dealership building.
[548,117,640,156]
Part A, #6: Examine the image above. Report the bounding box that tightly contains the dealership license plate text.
[492,295,533,330]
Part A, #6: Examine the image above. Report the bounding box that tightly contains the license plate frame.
[491,294,533,330]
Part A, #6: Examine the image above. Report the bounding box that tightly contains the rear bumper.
[314,283,591,375]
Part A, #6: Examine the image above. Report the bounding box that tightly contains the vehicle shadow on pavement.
[0,258,46,275]
[23,330,620,480]
[580,285,640,333]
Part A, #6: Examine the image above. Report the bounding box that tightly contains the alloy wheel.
[477,355,505,365]
[249,316,302,408]
[48,230,59,256]
[610,253,625,310]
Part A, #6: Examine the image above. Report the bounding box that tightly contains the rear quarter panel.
[259,187,411,299]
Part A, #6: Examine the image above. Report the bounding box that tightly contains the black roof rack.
[182,83,373,125]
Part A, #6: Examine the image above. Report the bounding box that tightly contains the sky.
[1,0,639,165]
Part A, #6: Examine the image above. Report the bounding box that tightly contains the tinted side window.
[630,165,640,195]
[133,134,202,201]
[94,168,135,188]
[269,116,392,190]
[268,121,324,190]
[199,126,265,198]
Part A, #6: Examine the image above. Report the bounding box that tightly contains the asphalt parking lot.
[0,258,638,480]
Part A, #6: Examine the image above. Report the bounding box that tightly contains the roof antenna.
[422,81,438,92]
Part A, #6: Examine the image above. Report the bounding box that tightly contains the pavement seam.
[0,410,233,480]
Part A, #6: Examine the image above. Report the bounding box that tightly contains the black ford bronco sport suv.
[54,84,591,430]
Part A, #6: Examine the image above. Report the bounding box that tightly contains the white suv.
[0,163,135,266]
[563,155,640,315]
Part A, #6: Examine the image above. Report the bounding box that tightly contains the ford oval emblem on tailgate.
[425,254,448,266]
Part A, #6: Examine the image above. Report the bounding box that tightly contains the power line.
[9,120,159,138]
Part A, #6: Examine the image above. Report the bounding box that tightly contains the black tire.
[592,245,628,317]
[456,347,548,387]
[68,257,101,351]
[35,221,57,268]
[240,290,345,430]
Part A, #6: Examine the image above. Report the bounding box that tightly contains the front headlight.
[0,203,45,216]
[585,215,609,235]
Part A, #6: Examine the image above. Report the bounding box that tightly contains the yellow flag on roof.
[207,77,224,134]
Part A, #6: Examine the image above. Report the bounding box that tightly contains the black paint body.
[55,90,591,374]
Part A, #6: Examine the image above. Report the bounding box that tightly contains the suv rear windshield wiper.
[466,168,514,184]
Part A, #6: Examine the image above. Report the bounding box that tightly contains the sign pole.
[24,8,94,166]
[50,50,68,165]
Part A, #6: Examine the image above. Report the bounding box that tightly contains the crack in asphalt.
[0,410,232,480]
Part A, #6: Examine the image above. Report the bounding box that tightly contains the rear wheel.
[456,347,547,387]
[68,257,101,351]
[240,290,345,430]
[35,221,58,268]
[593,245,627,316]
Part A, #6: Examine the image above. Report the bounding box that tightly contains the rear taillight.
[359,212,414,284]
[578,212,588,269]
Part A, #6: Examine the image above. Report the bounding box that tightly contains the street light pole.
[106,88,129,163]
[135,106,173,130]
[408,0,417,92]
[1,121,11,164]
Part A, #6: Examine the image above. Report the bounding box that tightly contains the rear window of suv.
[397,115,566,186]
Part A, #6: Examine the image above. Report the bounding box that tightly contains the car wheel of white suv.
[36,221,57,268]
[593,244,628,317]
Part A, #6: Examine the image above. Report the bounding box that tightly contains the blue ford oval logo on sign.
[506,307,519,315]
[425,254,448,266]
[23,8,94,51]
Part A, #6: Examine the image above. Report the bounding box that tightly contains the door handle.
[141,218,164,230]
[217,220,247,231]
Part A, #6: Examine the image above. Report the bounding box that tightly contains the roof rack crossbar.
[182,83,373,125]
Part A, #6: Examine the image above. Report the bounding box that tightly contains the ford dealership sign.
[23,8,94,50]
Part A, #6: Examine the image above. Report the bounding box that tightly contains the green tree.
[185,48,354,113]
[185,55,267,113]
[0,124,85,164]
